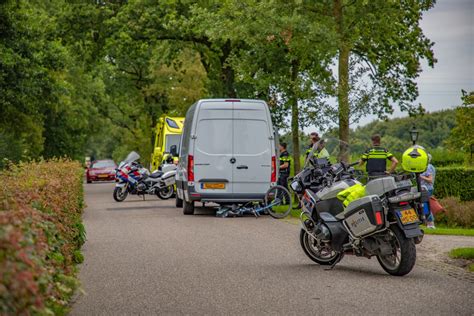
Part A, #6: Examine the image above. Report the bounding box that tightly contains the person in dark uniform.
[359,134,398,176]
[278,143,291,189]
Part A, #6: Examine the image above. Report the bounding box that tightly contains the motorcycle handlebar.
[349,161,359,167]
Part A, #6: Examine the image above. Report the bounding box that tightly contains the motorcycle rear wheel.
[376,226,416,276]
[300,229,341,265]
[157,185,174,200]
[113,187,128,202]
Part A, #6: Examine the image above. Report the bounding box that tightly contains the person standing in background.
[420,154,436,228]
[359,134,398,176]
[278,143,290,190]
[305,132,319,158]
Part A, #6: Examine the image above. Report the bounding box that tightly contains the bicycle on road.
[216,185,292,219]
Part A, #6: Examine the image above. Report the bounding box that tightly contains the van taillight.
[188,155,194,181]
[271,156,276,182]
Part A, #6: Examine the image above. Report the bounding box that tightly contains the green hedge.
[0,159,85,315]
[434,167,474,201]
[430,148,467,167]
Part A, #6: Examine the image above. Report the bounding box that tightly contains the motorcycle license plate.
[202,183,225,190]
[397,208,418,224]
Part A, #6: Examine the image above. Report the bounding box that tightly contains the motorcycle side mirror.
[170,145,178,157]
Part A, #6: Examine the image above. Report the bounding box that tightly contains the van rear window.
[234,120,269,155]
[196,119,232,155]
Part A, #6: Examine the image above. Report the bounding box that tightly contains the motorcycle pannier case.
[161,171,176,186]
[343,195,384,237]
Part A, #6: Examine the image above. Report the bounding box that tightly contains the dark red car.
[86,159,117,183]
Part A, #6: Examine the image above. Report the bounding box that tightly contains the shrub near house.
[0,160,85,315]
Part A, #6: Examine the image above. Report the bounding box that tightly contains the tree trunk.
[334,0,350,162]
[220,40,237,98]
[290,60,300,173]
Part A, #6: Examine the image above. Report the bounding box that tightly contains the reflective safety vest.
[306,146,329,159]
[337,183,366,207]
[361,146,394,175]
[162,153,178,165]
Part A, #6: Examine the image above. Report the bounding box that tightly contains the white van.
[175,99,277,215]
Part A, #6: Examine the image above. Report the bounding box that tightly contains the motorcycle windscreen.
[124,151,140,164]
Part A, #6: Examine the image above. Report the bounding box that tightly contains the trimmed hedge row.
[434,167,474,201]
[0,159,85,315]
[429,148,467,167]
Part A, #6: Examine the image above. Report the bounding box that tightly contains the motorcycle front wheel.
[299,229,341,265]
[157,185,174,200]
[113,186,128,202]
[376,225,416,276]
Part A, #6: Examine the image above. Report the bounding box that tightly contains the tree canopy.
[1,0,456,168]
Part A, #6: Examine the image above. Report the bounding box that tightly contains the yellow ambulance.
[150,116,184,171]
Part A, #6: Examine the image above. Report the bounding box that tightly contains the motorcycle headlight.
[290,180,302,192]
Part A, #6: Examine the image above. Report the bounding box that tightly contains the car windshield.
[91,160,116,168]
[165,134,181,153]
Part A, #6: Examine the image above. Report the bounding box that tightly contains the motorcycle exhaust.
[414,229,424,244]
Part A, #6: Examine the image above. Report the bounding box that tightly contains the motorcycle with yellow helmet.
[290,138,430,276]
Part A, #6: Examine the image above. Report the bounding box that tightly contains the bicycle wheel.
[264,185,292,219]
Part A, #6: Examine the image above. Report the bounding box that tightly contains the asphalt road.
[72,182,474,315]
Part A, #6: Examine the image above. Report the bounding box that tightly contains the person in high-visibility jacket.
[162,153,179,166]
[278,143,291,189]
[359,134,398,176]
[305,132,319,158]
[305,132,329,159]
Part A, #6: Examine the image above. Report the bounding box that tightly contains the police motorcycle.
[289,138,428,276]
[113,151,176,202]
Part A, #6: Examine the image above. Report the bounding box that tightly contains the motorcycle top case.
[343,195,383,237]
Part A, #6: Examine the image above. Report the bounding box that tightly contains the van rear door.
[193,101,233,194]
[232,101,272,195]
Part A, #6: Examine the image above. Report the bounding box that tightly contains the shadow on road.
[106,205,172,211]
[263,261,425,279]
[193,207,217,216]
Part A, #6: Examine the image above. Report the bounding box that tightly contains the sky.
[307,0,474,131]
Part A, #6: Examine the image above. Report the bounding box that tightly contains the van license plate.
[398,209,418,224]
[202,183,225,190]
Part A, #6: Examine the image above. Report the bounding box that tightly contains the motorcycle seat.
[149,171,163,179]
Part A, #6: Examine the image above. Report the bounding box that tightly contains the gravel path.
[417,234,474,282]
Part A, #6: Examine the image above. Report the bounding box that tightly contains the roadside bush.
[0,159,85,315]
[429,148,466,167]
[434,167,474,201]
[436,197,474,228]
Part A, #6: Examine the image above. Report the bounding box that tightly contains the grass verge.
[421,226,474,237]
[449,247,474,260]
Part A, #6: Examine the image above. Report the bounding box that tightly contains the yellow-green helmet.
[402,145,428,173]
